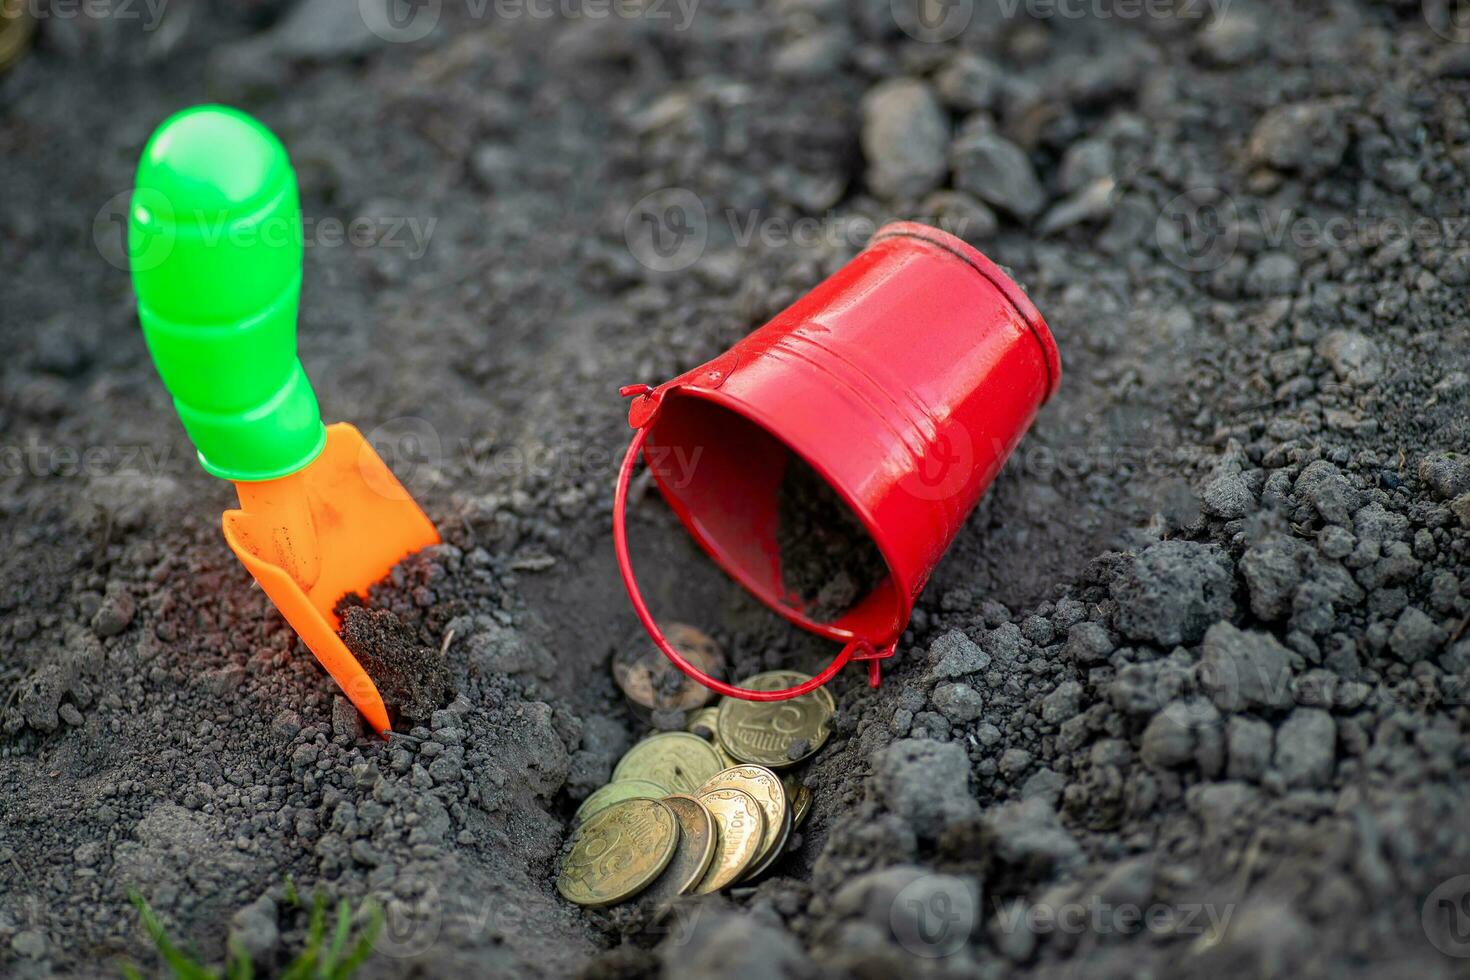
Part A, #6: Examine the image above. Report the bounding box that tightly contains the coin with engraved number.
[692,787,765,894]
[613,732,726,796]
[612,624,726,712]
[557,799,679,907]
[716,671,835,768]
[739,787,793,882]
[696,765,788,873]
[642,795,717,902]
[574,778,669,823]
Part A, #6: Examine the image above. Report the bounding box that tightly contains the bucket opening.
[642,389,904,648]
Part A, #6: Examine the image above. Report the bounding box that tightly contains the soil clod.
[337,603,454,725]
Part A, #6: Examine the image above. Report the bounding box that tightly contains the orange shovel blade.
[221,422,440,736]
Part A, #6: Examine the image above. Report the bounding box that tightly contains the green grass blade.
[278,944,320,980]
[125,884,376,980]
[128,891,218,980]
[334,902,382,979]
[225,937,254,980]
[320,899,352,976]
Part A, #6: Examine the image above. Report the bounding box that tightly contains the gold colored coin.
[693,787,765,894]
[687,708,743,768]
[740,787,793,883]
[791,783,813,829]
[686,707,720,739]
[0,0,35,74]
[642,795,717,902]
[716,671,835,768]
[574,778,669,823]
[613,732,726,796]
[557,799,679,907]
[612,624,726,712]
[782,772,813,829]
[697,765,787,871]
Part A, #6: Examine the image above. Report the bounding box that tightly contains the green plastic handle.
[130,105,326,483]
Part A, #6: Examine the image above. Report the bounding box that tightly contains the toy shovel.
[129,106,439,737]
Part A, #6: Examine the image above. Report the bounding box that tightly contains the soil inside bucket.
[336,597,454,724]
[776,456,885,622]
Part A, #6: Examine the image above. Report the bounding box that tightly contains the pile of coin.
[557,665,836,907]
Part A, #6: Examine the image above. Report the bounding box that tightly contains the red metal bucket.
[613,222,1060,700]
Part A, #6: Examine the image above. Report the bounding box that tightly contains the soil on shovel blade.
[336,600,455,725]
[777,455,886,621]
[5,2,1470,979]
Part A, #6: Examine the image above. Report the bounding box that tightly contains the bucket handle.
[614,405,891,702]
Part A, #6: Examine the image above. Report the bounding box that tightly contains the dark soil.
[5,1,1470,979]
[777,455,887,621]
[337,601,455,725]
